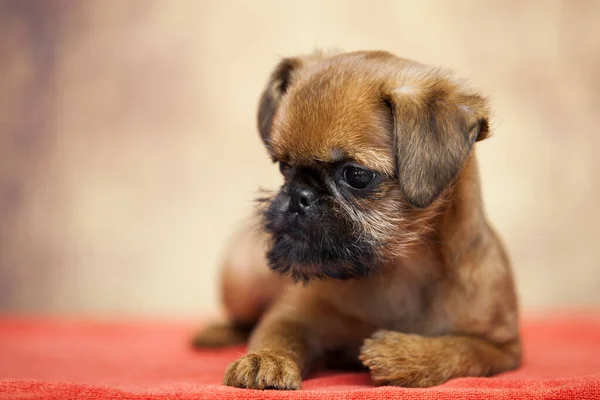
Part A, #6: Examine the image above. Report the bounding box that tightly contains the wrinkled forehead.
[269,76,395,176]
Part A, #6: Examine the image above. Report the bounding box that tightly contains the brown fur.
[193,50,521,390]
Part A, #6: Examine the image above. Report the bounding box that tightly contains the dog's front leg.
[359,330,521,387]
[223,309,318,390]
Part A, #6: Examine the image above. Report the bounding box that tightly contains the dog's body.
[193,51,521,389]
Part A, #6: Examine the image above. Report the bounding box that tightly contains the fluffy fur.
[192,50,521,390]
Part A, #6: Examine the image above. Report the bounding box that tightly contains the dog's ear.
[384,72,490,208]
[257,58,301,146]
[257,52,332,147]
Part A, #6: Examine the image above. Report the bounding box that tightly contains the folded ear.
[257,52,332,148]
[385,72,490,208]
[257,58,301,146]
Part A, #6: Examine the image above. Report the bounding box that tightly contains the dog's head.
[256,51,490,282]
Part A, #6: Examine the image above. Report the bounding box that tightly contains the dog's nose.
[289,185,319,214]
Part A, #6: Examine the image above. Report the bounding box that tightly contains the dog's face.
[256,51,490,282]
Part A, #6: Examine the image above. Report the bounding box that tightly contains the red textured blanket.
[1,315,599,399]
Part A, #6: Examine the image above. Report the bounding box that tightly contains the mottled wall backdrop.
[1,0,599,317]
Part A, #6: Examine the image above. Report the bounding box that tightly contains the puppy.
[193,50,521,390]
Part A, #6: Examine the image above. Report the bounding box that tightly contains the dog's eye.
[342,166,375,189]
[279,161,291,174]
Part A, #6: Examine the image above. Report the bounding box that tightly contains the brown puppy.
[193,50,521,390]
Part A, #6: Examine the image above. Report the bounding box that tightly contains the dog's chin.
[265,231,376,283]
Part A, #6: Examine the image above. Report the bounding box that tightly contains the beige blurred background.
[1,0,599,318]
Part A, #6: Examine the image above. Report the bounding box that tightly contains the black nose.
[289,185,319,214]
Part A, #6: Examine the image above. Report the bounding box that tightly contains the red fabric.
[1,315,599,399]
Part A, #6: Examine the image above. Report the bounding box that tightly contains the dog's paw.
[223,351,302,390]
[359,330,450,388]
[191,323,249,348]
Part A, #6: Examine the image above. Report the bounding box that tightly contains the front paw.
[359,330,449,388]
[223,351,302,390]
